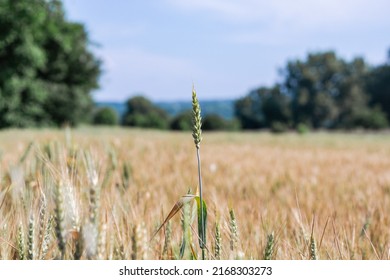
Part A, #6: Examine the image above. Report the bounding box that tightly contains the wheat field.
[0,127,389,260]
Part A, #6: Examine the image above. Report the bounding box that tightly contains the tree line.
[94,96,240,131]
[235,51,390,132]
[0,0,389,132]
[100,51,390,132]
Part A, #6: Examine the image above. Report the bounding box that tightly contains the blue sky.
[62,0,390,102]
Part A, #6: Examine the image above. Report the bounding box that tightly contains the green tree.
[202,114,238,131]
[234,90,265,129]
[93,107,118,125]
[0,0,101,128]
[283,52,342,128]
[366,63,390,123]
[122,96,169,129]
[234,86,290,129]
[0,0,48,127]
[331,58,380,129]
[261,86,291,127]
[235,51,388,130]
[348,106,388,129]
[170,110,192,131]
[282,51,384,129]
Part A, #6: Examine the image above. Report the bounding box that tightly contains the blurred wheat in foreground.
[0,128,390,260]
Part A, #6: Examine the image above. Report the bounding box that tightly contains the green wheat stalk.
[151,87,207,260]
[192,87,206,260]
[264,233,274,260]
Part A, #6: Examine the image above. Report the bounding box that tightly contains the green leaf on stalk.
[195,197,207,249]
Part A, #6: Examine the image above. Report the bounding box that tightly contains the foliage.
[0,0,101,128]
[283,52,340,128]
[170,110,240,131]
[296,123,310,134]
[170,110,192,131]
[283,52,375,129]
[365,64,390,123]
[234,86,290,129]
[202,114,240,131]
[235,50,390,130]
[93,107,118,125]
[234,91,264,129]
[122,96,169,129]
[261,86,291,127]
[270,122,289,133]
[348,106,388,130]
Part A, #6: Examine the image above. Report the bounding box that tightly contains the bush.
[352,107,388,130]
[123,112,168,129]
[296,123,310,134]
[93,107,118,125]
[270,122,289,133]
[203,114,226,130]
[170,110,192,131]
[122,96,169,129]
[202,114,239,131]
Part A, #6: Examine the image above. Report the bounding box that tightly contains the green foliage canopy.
[202,114,240,131]
[170,110,192,131]
[0,0,101,128]
[234,86,291,129]
[235,51,389,130]
[366,64,390,124]
[93,107,118,125]
[122,96,169,129]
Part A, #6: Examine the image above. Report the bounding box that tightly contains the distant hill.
[96,99,235,120]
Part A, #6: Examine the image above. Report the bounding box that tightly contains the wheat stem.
[192,87,206,260]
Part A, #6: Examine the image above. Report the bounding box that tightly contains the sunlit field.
[0,128,389,260]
